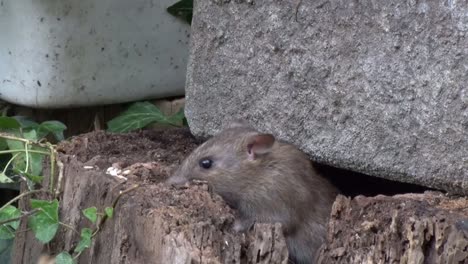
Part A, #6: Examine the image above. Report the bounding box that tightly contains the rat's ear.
[246,134,275,160]
[223,118,252,130]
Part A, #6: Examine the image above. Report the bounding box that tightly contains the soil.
[57,128,199,182]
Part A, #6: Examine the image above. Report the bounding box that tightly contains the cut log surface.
[318,193,468,264]
[12,129,288,264]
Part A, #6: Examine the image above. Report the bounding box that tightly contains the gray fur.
[168,123,338,263]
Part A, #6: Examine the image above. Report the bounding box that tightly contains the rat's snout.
[166,173,189,188]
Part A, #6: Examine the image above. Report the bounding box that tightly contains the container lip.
[0,88,185,109]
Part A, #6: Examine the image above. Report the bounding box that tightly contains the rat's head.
[167,120,275,188]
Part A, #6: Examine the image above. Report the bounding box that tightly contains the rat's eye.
[199,158,213,169]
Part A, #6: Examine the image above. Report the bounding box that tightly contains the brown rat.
[36,254,55,264]
[167,120,338,264]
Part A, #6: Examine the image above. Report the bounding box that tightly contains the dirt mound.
[58,128,198,175]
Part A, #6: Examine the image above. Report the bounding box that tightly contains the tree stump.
[318,193,468,264]
[12,129,288,264]
[11,129,468,264]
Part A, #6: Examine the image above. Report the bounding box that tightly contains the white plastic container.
[0,0,189,108]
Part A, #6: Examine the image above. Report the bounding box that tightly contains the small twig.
[0,149,50,155]
[73,250,83,260]
[92,184,140,237]
[2,152,21,175]
[49,147,56,195]
[24,142,30,174]
[112,184,140,209]
[0,189,48,212]
[12,228,32,234]
[44,142,58,196]
[0,133,57,149]
[0,133,30,143]
[54,158,64,198]
[93,114,102,131]
[110,181,125,193]
[59,221,80,236]
[0,208,40,226]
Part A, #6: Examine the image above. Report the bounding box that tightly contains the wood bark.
[318,193,468,264]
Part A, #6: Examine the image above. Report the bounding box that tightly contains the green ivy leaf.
[0,205,21,239]
[37,121,67,141]
[29,146,45,177]
[28,199,59,243]
[11,169,43,184]
[23,130,38,142]
[82,207,97,224]
[0,117,21,130]
[6,140,27,173]
[104,207,113,218]
[55,252,74,264]
[6,139,45,178]
[5,138,24,153]
[167,0,193,25]
[0,138,7,150]
[74,228,92,253]
[107,102,185,133]
[26,173,44,184]
[0,172,13,184]
[12,116,39,129]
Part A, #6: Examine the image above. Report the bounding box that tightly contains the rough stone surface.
[185,0,468,194]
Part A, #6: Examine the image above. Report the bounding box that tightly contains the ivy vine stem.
[0,149,50,155]
[0,189,48,212]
